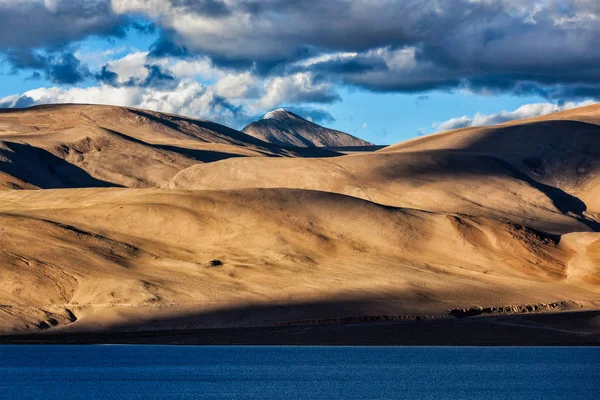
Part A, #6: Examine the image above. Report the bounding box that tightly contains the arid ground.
[0,104,599,344]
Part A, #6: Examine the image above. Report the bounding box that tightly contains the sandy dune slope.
[380,105,600,213]
[170,150,596,235]
[0,188,598,333]
[0,103,598,337]
[0,105,336,189]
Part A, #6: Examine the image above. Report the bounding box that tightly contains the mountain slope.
[379,104,600,215]
[0,104,338,189]
[170,152,594,234]
[1,187,597,334]
[242,108,373,147]
[0,103,599,339]
[172,104,600,233]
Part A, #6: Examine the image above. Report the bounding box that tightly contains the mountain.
[172,104,600,234]
[242,108,373,147]
[380,103,600,216]
[0,104,337,190]
[0,103,599,343]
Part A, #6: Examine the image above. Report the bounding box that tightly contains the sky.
[0,1,599,145]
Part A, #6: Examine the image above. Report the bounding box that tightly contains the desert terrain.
[0,103,599,344]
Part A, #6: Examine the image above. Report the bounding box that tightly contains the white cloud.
[257,72,339,110]
[0,80,248,127]
[75,46,130,69]
[169,58,224,80]
[433,100,596,131]
[213,72,260,99]
[434,115,473,131]
[105,51,151,83]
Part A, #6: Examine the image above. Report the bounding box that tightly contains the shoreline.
[1,309,598,346]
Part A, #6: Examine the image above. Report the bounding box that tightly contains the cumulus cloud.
[0,51,341,128]
[0,0,127,49]
[433,101,597,131]
[110,0,600,100]
[257,72,340,110]
[2,1,600,125]
[3,50,90,84]
[87,52,337,117]
[0,79,249,127]
[283,107,335,125]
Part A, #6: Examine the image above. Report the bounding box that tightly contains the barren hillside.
[0,103,598,338]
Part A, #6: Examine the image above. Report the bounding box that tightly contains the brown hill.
[380,104,600,216]
[242,108,373,147]
[1,187,597,334]
[0,104,336,190]
[0,103,599,340]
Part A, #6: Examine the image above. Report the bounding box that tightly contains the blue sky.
[0,1,598,145]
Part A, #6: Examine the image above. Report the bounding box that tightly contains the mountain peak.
[262,108,297,120]
[244,109,373,148]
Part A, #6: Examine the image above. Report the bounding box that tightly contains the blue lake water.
[0,346,598,400]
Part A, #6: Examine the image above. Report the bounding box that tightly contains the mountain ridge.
[242,108,374,147]
[0,102,599,342]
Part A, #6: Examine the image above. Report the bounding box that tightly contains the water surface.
[0,346,598,399]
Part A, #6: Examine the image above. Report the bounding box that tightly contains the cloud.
[433,100,597,131]
[3,1,600,126]
[0,79,249,127]
[283,107,335,125]
[95,65,119,86]
[96,63,176,89]
[133,64,177,88]
[89,52,337,112]
[212,72,260,99]
[257,72,341,109]
[0,0,128,49]
[433,116,474,131]
[110,0,600,100]
[3,50,90,84]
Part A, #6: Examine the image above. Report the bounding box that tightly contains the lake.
[0,346,598,399]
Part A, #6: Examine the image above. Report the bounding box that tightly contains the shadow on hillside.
[154,144,246,163]
[0,142,118,189]
[2,296,599,345]
[494,158,600,230]
[375,149,600,231]
[125,109,345,159]
[127,109,281,148]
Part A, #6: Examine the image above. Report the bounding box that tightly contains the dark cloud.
[121,0,600,101]
[0,1,151,83]
[95,65,119,86]
[95,63,177,89]
[4,50,89,84]
[0,0,128,50]
[0,95,35,109]
[285,107,335,124]
[171,0,231,17]
[148,31,190,58]
[211,95,244,117]
[298,57,388,75]
[12,95,35,108]
[135,64,177,89]
[46,53,90,84]
[2,0,600,104]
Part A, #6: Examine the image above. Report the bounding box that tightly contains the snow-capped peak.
[262,108,288,120]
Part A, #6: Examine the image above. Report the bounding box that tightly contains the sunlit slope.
[0,104,330,189]
[380,104,600,212]
[1,188,597,333]
[171,151,595,234]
